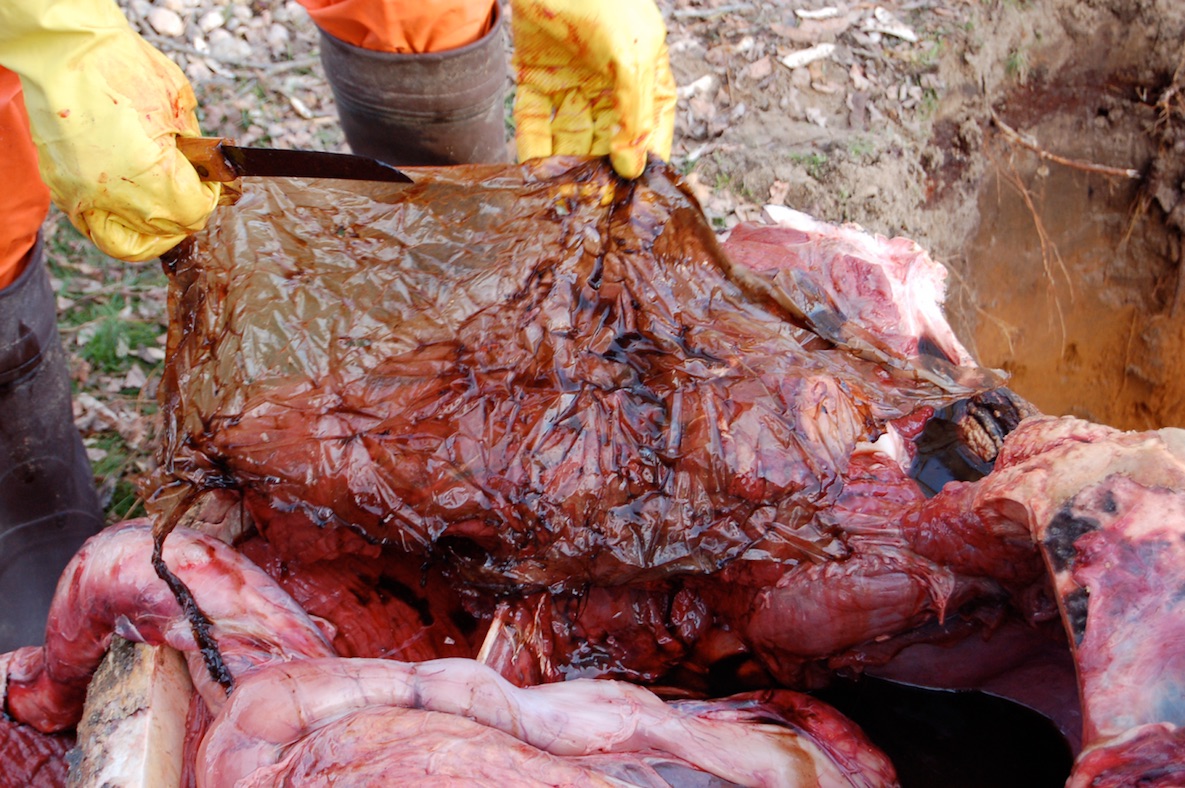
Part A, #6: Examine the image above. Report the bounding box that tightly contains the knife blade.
[177,136,412,183]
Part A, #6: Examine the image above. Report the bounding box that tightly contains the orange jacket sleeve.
[0,68,51,289]
[297,0,496,53]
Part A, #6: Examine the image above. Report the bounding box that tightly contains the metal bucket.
[318,4,510,167]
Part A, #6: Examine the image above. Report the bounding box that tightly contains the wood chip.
[289,95,314,120]
[780,43,836,71]
[677,74,718,100]
[795,6,842,20]
[147,7,185,37]
[862,7,918,43]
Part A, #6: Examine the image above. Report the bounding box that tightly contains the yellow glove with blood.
[510,0,677,179]
[0,0,220,262]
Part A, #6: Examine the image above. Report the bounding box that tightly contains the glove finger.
[589,88,615,157]
[651,45,677,162]
[551,89,595,156]
[608,50,657,179]
[514,83,556,162]
[80,210,190,262]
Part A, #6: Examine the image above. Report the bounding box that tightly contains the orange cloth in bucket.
[0,67,51,290]
[297,0,496,53]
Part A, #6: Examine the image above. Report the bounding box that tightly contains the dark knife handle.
[176,136,242,182]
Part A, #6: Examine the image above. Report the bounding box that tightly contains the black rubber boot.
[317,3,509,166]
[0,234,103,651]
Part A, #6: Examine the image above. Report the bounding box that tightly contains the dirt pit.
[952,77,1184,431]
[885,0,1185,431]
[873,0,1185,432]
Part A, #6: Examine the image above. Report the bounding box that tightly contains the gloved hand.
[0,0,220,262]
[510,0,677,179]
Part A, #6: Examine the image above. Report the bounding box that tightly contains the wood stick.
[990,109,1142,180]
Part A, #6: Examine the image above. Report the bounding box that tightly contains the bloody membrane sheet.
[151,158,994,592]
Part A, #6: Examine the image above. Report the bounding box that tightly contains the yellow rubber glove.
[510,0,677,179]
[0,0,220,262]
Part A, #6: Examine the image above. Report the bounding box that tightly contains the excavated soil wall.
[686,0,1185,430]
[933,0,1185,430]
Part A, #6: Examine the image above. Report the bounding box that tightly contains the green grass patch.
[42,211,167,523]
[75,299,161,375]
[1006,48,1030,84]
[915,39,943,70]
[920,87,941,119]
[790,150,829,180]
[43,214,169,379]
[87,432,150,523]
[504,86,517,138]
[848,137,876,159]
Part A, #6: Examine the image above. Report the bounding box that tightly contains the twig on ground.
[152,37,322,75]
[1154,44,1185,126]
[123,2,320,76]
[672,3,754,20]
[990,109,1142,180]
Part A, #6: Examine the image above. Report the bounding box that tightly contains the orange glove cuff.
[0,68,50,290]
[298,0,496,53]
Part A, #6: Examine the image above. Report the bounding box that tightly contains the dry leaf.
[123,364,149,391]
[805,106,829,127]
[684,172,713,206]
[849,63,872,91]
[744,56,773,81]
[769,180,790,204]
